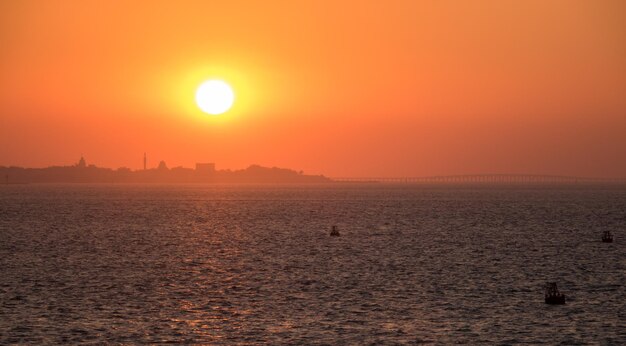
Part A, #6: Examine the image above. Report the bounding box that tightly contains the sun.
[195,80,235,115]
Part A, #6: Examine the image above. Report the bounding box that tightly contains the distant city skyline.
[2,155,624,183]
[0,156,330,184]
[3,150,626,180]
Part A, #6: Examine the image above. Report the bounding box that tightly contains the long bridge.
[331,174,625,184]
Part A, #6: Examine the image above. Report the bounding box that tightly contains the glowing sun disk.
[195,80,234,115]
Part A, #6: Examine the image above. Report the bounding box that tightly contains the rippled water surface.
[1,184,625,344]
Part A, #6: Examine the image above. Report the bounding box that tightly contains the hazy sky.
[1,0,625,177]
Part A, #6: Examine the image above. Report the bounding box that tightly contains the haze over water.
[1,184,624,344]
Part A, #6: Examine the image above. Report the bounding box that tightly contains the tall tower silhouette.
[143,153,147,170]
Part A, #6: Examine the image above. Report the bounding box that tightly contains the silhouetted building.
[76,156,86,168]
[143,153,146,170]
[157,161,168,171]
[195,163,216,173]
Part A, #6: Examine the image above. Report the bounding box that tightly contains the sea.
[0,184,624,344]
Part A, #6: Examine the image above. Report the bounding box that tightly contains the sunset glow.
[1,1,625,178]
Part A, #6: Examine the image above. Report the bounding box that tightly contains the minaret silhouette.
[143,153,147,170]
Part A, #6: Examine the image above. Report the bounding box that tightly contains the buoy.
[544,282,566,304]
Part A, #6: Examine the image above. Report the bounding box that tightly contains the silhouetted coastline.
[0,157,330,184]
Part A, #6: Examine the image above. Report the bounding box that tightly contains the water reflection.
[0,185,624,343]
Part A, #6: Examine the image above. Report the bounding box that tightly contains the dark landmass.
[0,157,330,184]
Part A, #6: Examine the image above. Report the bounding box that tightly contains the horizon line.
[3,163,626,182]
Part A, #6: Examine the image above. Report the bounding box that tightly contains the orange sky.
[1,0,625,178]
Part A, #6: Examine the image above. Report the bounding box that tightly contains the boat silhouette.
[602,230,613,243]
[330,225,340,237]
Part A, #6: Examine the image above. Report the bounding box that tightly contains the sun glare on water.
[195,80,235,115]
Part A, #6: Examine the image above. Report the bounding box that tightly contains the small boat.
[545,282,566,305]
[602,230,613,243]
[330,225,340,237]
